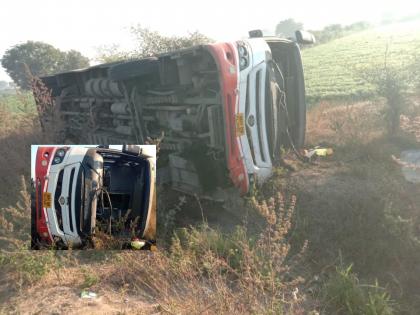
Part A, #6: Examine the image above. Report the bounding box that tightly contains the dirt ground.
[5,285,156,315]
[1,264,158,315]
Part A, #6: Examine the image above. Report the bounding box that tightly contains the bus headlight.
[240,57,248,69]
[237,41,249,71]
[238,45,247,56]
[52,147,69,165]
[56,149,66,158]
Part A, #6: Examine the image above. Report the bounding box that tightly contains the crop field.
[302,20,420,104]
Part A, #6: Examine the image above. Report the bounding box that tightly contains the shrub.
[358,45,419,136]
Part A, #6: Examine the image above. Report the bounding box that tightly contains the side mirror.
[249,29,264,38]
[123,145,142,156]
[295,30,316,44]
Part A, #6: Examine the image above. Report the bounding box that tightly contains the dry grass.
[306,99,384,147]
[99,193,309,314]
[1,192,312,314]
[0,176,31,250]
[0,127,38,209]
[400,114,420,142]
[0,87,312,312]
[0,84,49,208]
[285,96,420,314]
[1,71,420,313]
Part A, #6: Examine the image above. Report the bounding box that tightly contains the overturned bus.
[36,30,313,197]
[32,145,155,248]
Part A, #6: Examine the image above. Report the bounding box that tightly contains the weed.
[0,249,57,287]
[0,176,31,249]
[81,267,99,289]
[323,264,395,315]
[166,193,307,313]
[0,91,43,208]
[327,101,383,147]
[157,192,187,244]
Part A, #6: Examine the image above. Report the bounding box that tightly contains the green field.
[0,92,36,114]
[302,20,420,104]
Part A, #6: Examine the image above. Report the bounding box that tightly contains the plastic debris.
[304,147,334,159]
[80,291,97,299]
[131,238,146,250]
[314,148,333,156]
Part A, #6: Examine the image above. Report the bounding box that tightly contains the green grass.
[302,20,420,104]
[323,264,395,315]
[0,92,36,114]
[0,250,57,285]
[81,267,99,288]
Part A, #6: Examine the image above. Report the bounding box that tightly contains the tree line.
[275,18,371,44]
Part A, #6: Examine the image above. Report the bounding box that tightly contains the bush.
[360,47,410,136]
[362,45,420,138]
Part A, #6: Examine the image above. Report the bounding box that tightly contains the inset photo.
[31,145,156,250]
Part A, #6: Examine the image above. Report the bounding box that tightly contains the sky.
[2,0,420,81]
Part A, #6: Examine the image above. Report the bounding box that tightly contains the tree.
[1,41,89,89]
[59,50,89,72]
[309,21,370,45]
[1,41,61,89]
[95,44,131,63]
[96,26,213,63]
[344,21,370,32]
[275,19,303,39]
[130,26,213,58]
